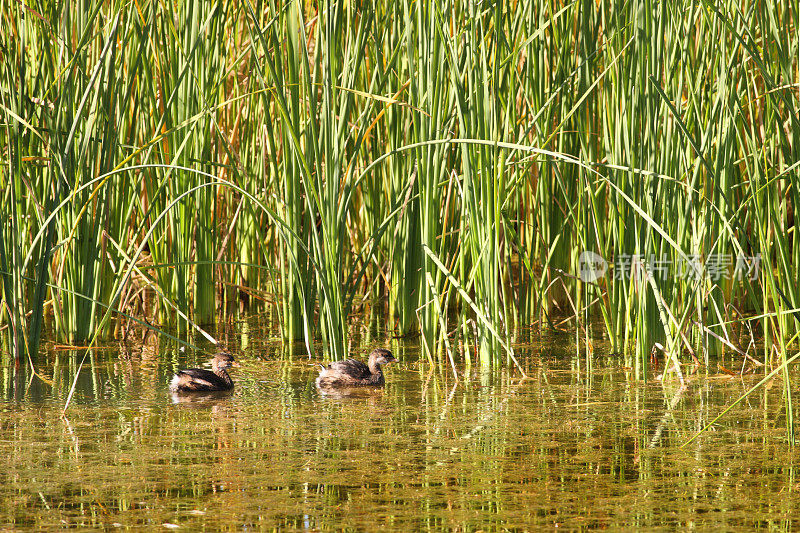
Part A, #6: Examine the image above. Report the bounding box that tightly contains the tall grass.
[0,0,797,386]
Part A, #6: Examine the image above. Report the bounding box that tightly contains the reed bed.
[1,0,798,384]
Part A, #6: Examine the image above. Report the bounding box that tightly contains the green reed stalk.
[1,0,798,434]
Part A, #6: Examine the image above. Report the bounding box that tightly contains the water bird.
[169,350,237,393]
[316,348,397,388]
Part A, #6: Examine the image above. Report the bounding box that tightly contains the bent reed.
[1,0,797,383]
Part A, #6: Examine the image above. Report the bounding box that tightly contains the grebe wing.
[171,368,226,392]
[325,359,371,379]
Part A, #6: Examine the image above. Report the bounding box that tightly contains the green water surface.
[0,340,796,530]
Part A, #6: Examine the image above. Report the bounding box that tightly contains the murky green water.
[1,339,798,530]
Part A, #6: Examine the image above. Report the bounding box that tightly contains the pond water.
[1,336,798,530]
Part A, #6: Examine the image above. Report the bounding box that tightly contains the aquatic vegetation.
[0,0,797,385]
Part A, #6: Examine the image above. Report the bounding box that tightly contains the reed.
[0,1,797,397]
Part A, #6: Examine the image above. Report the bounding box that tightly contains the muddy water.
[1,341,798,530]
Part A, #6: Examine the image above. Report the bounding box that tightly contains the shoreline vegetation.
[1,1,798,381]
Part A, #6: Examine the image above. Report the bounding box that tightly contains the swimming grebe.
[316,348,397,388]
[169,351,237,393]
